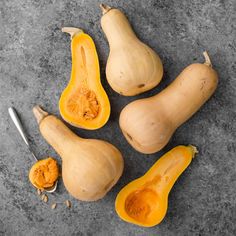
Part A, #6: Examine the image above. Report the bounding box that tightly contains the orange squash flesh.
[115,145,197,227]
[59,28,110,130]
[29,157,59,190]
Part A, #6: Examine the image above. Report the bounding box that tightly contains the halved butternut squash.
[59,27,110,129]
[115,145,197,227]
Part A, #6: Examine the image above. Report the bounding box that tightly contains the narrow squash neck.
[153,91,196,128]
[101,8,138,48]
[33,106,82,160]
[152,53,217,128]
[40,116,82,160]
[145,146,196,194]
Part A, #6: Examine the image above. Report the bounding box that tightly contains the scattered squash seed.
[37,189,41,195]
[65,200,71,208]
[36,188,73,210]
[41,194,48,203]
[43,195,48,203]
[51,203,57,209]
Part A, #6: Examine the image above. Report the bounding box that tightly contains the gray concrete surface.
[0,0,236,235]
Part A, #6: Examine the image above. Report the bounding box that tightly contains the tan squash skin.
[100,4,163,96]
[33,106,124,201]
[115,145,198,227]
[120,52,218,154]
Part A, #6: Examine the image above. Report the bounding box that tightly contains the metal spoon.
[8,107,58,193]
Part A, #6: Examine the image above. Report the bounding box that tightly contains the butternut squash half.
[115,145,197,227]
[59,27,110,130]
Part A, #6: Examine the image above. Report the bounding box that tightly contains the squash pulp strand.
[66,87,99,120]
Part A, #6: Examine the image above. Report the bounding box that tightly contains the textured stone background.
[0,0,235,235]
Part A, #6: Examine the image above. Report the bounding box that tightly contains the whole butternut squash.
[120,52,218,154]
[59,27,110,130]
[100,4,163,96]
[33,106,124,201]
[115,145,197,227]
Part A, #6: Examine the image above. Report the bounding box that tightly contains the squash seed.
[43,195,48,203]
[65,200,71,208]
[37,189,41,195]
[41,194,48,203]
[51,203,57,209]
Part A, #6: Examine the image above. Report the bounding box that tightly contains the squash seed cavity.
[66,87,99,120]
[125,188,159,222]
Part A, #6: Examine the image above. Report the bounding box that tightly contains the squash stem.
[62,27,83,39]
[100,3,112,15]
[188,145,198,158]
[203,51,212,67]
[33,106,49,125]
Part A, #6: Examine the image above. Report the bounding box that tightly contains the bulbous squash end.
[115,186,167,227]
[59,95,111,130]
